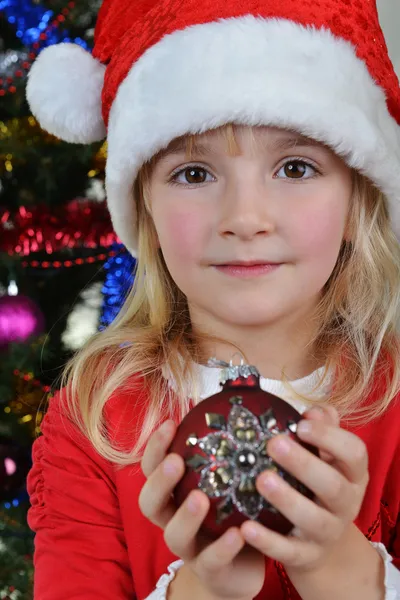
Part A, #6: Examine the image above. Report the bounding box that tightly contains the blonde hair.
[61,124,400,466]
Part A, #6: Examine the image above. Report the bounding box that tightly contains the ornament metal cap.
[207,355,260,385]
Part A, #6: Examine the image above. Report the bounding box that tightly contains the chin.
[210,302,290,328]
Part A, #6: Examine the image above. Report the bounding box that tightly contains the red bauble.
[169,362,318,539]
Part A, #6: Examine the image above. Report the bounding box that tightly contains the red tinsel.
[21,248,119,269]
[0,199,119,256]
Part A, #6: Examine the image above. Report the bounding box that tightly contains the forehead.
[155,125,328,161]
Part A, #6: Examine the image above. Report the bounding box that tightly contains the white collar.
[164,363,333,415]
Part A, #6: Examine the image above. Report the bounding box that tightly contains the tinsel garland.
[0,199,118,256]
[0,0,92,97]
[100,245,136,328]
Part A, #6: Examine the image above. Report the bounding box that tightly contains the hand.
[139,419,265,600]
[240,405,370,575]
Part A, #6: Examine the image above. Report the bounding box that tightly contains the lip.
[215,260,282,266]
[213,262,283,278]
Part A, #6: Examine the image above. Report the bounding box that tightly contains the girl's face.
[148,125,352,336]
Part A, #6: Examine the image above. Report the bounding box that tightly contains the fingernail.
[260,473,279,491]
[297,420,312,435]
[163,456,178,475]
[243,524,259,540]
[159,420,173,437]
[224,529,239,545]
[308,406,325,419]
[187,493,200,514]
[271,436,291,455]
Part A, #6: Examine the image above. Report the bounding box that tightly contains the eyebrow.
[157,132,325,161]
[270,135,324,152]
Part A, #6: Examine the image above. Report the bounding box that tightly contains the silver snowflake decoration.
[185,395,306,524]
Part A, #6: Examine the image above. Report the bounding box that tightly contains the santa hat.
[26,0,400,254]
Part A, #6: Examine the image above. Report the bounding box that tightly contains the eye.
[275,159,319,180]
[170,165,215,186]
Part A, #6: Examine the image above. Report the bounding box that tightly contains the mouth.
[212,261,283,278]
[214,260,282,267]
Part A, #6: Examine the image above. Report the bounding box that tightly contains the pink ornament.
[0,295,45,349]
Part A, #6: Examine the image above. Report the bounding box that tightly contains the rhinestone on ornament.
[185,394,305,524]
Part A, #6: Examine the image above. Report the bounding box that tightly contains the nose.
[218,179,276,240]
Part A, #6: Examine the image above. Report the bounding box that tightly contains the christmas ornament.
[0,436,31,502]
[0,294,45,349]
[169,359,318,539]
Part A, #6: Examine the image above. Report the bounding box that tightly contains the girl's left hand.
[240,405,370,574]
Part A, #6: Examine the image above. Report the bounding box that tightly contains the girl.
[26,0,400,599]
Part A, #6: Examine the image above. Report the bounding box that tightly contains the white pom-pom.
[26,43,107,144]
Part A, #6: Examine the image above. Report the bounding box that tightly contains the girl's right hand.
[139,419,266,600]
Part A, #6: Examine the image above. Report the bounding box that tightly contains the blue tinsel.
[0,0,89,49]
[100,246,136,328]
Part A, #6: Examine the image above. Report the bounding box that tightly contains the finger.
[256,470,340,544]
[302,406,340,461]
[164,491,247,567]
[323,404,340,427]
[138,453,185,528]
[302,406,326,423]
[295,420,369,484]
[265,433,357,516]
[241,520,319,568]
[316,404,341,430]
[315,405,341,462]
[196,528,247,576]
[141,420,176,478]
[303,404,340,427]
[164,489,211,560]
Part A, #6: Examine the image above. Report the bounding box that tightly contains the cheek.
[289,200,347,259]
[156,207,208,263]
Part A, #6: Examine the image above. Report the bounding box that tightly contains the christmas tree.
[0,2,135,596]
[0,0,399,598]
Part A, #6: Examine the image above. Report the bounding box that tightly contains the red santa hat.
[26,0,400,255]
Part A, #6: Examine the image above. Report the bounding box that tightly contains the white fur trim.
[104,17,400,253]
[26,43,106,144]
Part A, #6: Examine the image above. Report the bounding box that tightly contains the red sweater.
[28,373,400,600]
